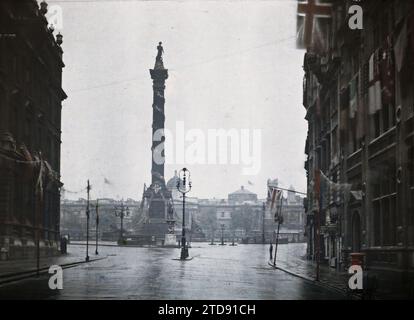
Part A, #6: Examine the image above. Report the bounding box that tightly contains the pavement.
[1,242,408,299]
[0,242,349,300]
[270,244,411,300]
[271,245,350,294]
[0,245,106,286]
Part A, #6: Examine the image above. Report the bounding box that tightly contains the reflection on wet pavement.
[0,243,346,300]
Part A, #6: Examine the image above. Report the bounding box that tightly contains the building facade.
[303,0,414,290]
[164,176,306,244]
[60,198,140,241]
[0,1,66,260]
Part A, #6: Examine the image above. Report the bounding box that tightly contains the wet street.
[0,243,345,300]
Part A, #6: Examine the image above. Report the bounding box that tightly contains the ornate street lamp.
[176,168,192,260]
[115,201,130,245]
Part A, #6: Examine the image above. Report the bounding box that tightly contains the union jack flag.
[297,0,333,52]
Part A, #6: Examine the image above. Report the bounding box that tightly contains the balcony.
[368,127,397,161]
[346,148,362,174]
[405,115,414,143]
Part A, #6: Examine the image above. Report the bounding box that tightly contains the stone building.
[60,198,140,241]
[165,176,306,244]
[302,0,414,291]
[228,186,258,203]
[0,1,66,260]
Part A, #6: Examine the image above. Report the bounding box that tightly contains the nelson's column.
[136,42,175,245]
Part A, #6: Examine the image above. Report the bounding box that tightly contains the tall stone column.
[149,42,168,190]
[138,43,173,243]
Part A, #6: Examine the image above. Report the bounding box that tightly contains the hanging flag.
[368,81,382,114]
[339,86,350,144]
[394,20,408,72]
[409,9,414,53]
[368,50,382,115]
[297,0,333,52]
[356,88,365,140]
[380,37,396,106]
[349,73,359,119]
[313,170,321,210]
[320,170,352,202]
[350,191,363,201]
[270,188,282,218]
[315,83,321,118]
[357,64,368,139]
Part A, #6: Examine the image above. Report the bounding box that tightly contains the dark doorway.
[352,211,361,252]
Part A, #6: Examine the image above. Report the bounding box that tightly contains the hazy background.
[48,0,307,200]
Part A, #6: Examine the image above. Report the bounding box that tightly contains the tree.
[231,204,255,236]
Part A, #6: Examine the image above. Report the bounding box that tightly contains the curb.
[0,256,107,286]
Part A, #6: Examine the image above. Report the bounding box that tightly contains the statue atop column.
[155,41,165,69]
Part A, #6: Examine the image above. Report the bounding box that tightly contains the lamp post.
[176,168,192,260]
[262,202,266,244]
[273,194,284,267]
[209,230,215,245]
[220,224,225,245]
[230,230,236,246]
[95,199,99,255]
[115,201,130,245]
[85,180,91,262]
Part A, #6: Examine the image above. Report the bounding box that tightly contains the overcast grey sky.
[50,0,307,200]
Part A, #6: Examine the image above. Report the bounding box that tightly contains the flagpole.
[270,186,307,196]
[95,199,99,255]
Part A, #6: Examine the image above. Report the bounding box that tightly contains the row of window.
[1,84,60,170]
[0,39,62,127]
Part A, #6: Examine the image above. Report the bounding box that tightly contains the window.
[373,202,381,246]
[372,103,396,139]
[409,146,414,228]
[371,157,397,247]
[0,87,6,130]
[332,127,338,158]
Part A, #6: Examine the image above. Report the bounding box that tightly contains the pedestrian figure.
[269,242,273,261]
[60,236,67,254]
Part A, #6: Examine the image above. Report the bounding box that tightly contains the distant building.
[164,173,306,244]
[60,198,140,241]
[0,1,66,260]
[228,186,258,203]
